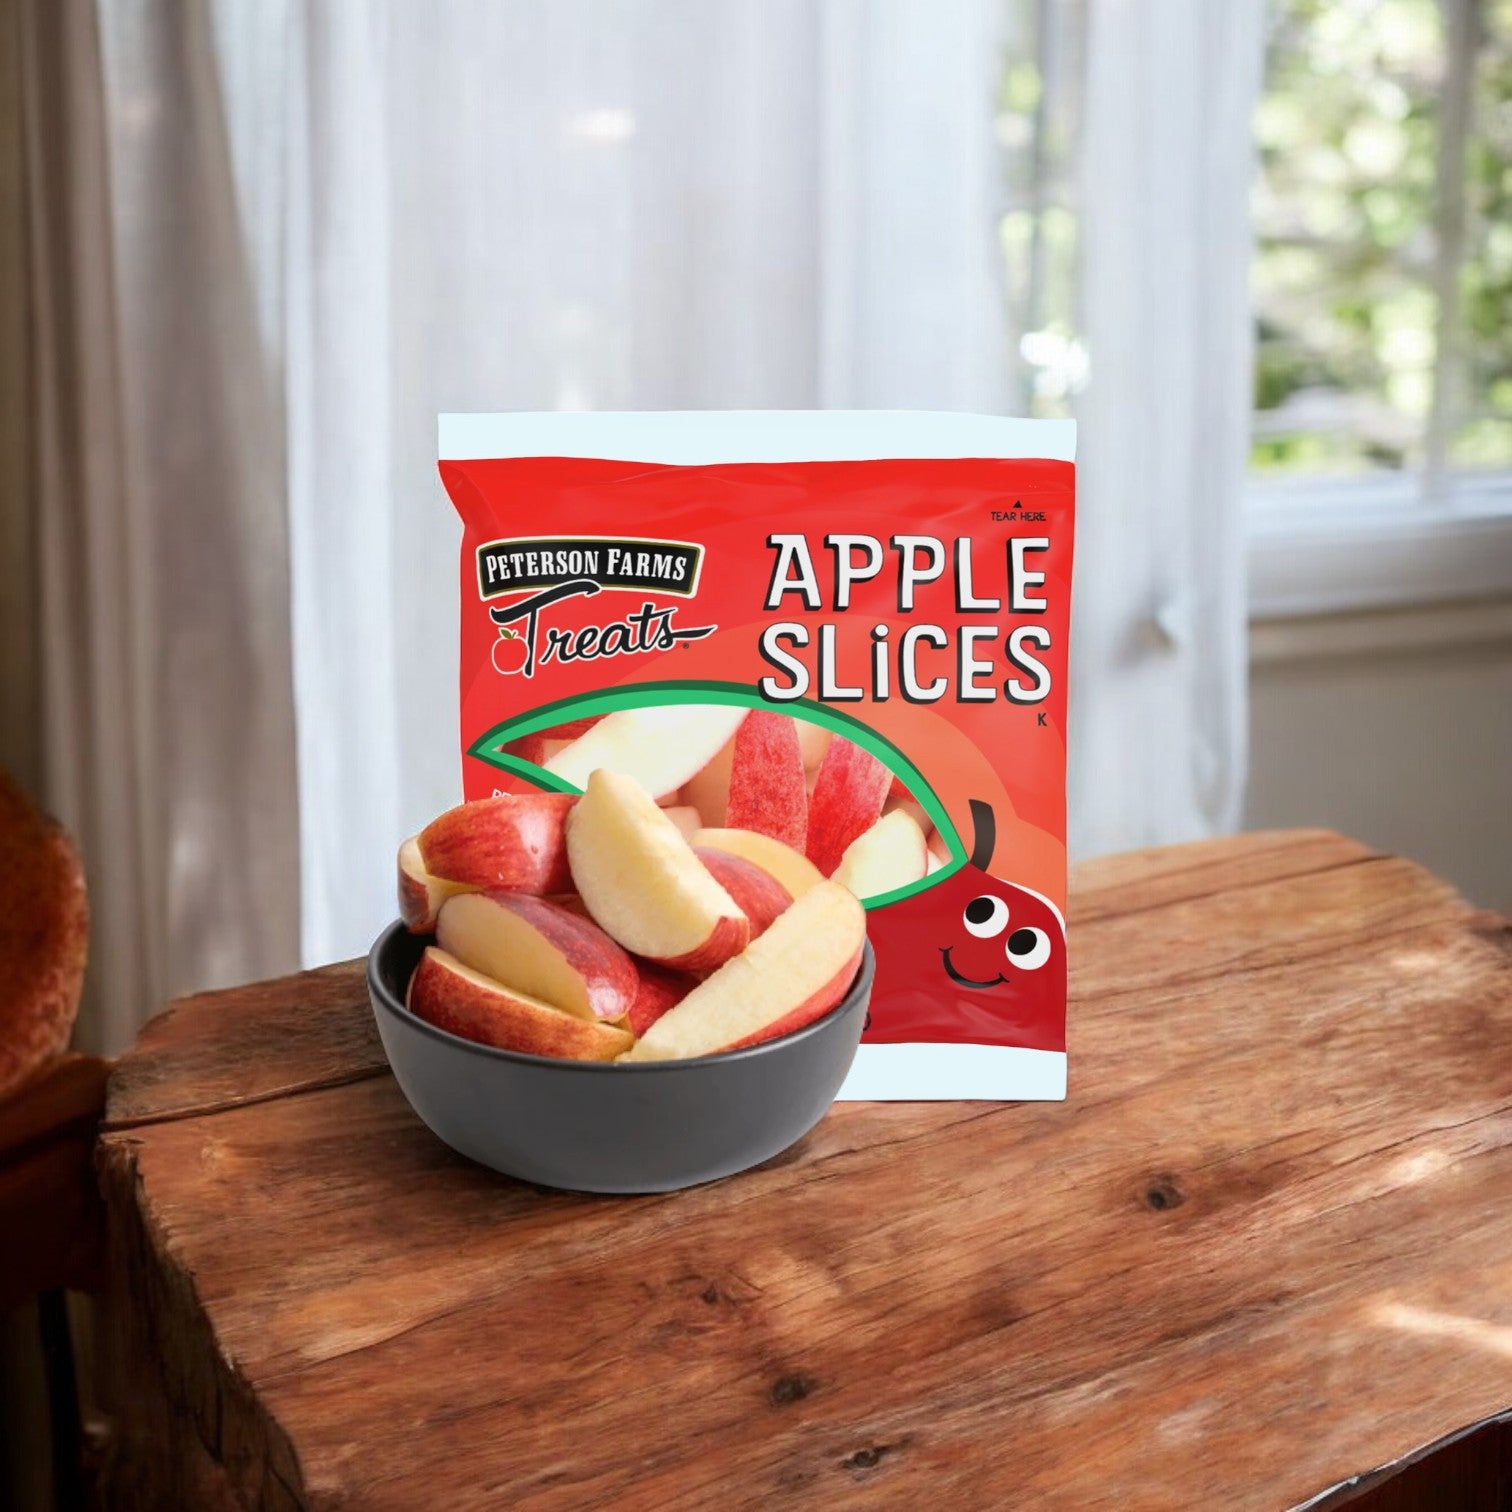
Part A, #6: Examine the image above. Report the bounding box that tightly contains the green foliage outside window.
[1253,0,1512,476]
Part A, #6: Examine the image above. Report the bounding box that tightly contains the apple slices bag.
[438,412,1075,1099]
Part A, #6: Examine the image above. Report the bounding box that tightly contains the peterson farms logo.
[478,535,715,677]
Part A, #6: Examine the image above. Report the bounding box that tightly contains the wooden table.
[95,831,1512,1510]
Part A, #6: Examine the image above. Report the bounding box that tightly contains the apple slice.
[794,718,832,773]
[691,827,824,900]
[566,769,750,971]
[397,836,477,932]
[500,733,573,765]
[544,705,748,800]
[418,794,575,894]
[694,847,792,937]
[804,738,892,877]
[831,809,929,901]
[927,828,952,866]
[545,715,601,740]
[620,882,865,1062]
[884,795,930,835]
[724,709,808,850]
[660,804,702,841]
[926,850,945,874]
[436,892,636,1022]
[408,947,632,1061]
[682,734,736,826]
[626,962,695,1036]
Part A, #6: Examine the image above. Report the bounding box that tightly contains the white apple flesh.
[831,809,929,901]
[544,704,748,800]
[660,804,702,841]
[407,947,633,1061]
[620,881,865,1061]
[566,769,749,971]
[436,891,636,1022]
[690,827,825,901]
[794,719,832,773]
[681,732,736,826]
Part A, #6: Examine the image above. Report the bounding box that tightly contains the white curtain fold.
[17,0,300,1052]
[1070,0,1264,856]
[5,0,1264,1043]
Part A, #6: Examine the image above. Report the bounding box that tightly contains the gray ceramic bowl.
[367,921,873,1194]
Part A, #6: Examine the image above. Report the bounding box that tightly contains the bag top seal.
[438,411,1076,466]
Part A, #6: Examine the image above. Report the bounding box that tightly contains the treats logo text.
[479,535,714,678]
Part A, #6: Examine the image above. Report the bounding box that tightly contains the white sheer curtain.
[8,0,1264,1045]
[274,0,1012,965]
[15,0,300,1054]
[1070,0,1264,855]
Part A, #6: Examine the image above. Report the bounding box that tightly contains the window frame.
[1247,469,1512,618]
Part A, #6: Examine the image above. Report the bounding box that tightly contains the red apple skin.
[626,963,695,1036]
[693,847,792,938]
[500,732,548,764]
[720,945,864,1051]
[398,861,434,931]
[438,892,637,1022]
[418,793,574,893]
[501,716,602,765]
[652,913,750,975]
[544,715,600,740]
[407,948,632,1061]
[866,865,1065,1053]
[804,738,892,877]
[724,710,808,850]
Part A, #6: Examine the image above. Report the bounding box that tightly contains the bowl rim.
[367,918,875,1075]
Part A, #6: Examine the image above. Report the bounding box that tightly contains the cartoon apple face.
[943,882,1058,988]
[864,800,1065,1052]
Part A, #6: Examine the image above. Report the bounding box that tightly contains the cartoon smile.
[939,947,1008,990]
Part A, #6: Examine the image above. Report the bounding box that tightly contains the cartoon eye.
[1005,927,1052,970]
[963,896,1010,938]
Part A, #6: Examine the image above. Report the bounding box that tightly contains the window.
[997,0,1512,614]
[996,4,1085,421]
[1254,0,1511,481]
[1250,0,1512,615]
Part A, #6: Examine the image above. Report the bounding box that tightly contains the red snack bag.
[439,413,1075,1099]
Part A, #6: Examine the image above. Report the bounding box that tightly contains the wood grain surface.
[95,831,1512,1510]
